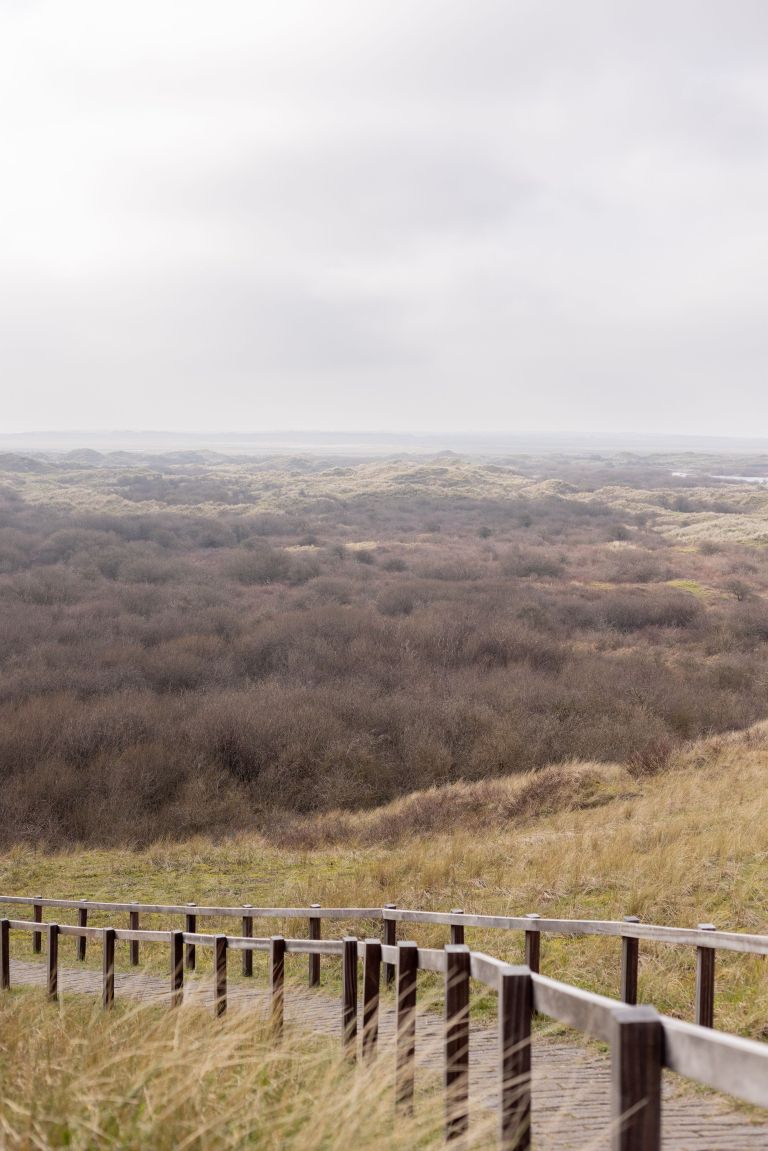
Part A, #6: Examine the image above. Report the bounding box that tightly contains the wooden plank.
[77,905,88,962]
[0,896,382,920]
[171,930,184,1008]
[129,906,140,966]
[270,935,286,1038]
[450,908,465,947]
[242,910,253,978]
[114,928,172,943]
[384,904,397,986]
[470,951,508,989]
[611,1006,662,1151]
[395,941,418,1114]
[46,923,59,1002]
[445,944,470,1142]
[185,908,196,972]
[695,924,716,1028]
[58,924,104,940]
[499,966,533,1151]
[33,899,42,954]
[214,935,227,1017]
[0,918,9,990]
[362,939,381,1060]
[416,948,448,974]
[621,918,641,1005]
[309,904,321,987]
[381,943,399,967]
[102,927,116,1009]
[532,974,617,1043]
[662,1017,768,1108]
[284,939,343,956]
[342,937,358,1060]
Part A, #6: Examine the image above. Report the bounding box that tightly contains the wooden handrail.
[1,911,768,1150]
[3,894,766,955]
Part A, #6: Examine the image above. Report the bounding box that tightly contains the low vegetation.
[2,450,768,846]
[2,724,767,1039]
[0,992,470,1150]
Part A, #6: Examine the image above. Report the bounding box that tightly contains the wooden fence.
[1,895,767,1151]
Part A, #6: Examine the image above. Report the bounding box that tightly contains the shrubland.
[1,451,768,846]
[2,724,767,1039]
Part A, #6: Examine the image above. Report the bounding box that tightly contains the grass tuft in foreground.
[0,989,492,1150]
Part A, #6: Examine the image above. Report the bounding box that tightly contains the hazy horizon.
[2,2,768,438]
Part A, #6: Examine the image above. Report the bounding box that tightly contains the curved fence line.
[1,894,765,1029]
[1,910,768,1151]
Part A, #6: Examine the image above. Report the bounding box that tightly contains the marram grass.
[0,990,494,1151]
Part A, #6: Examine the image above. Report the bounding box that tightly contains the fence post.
[499,965,533,1151]
[384,905,397,987]
[450,909,465,947]
[0,916,8,989]
[342,937,358,1060]
[362,938,381,1060]
[270,935,285,1038]
[33,897,42,954]
[309,904,321,987]
[395,941,418,1114]
[621,916,641,1005]
[47,923,59,1002]
[214,935,227,1017]
[524,914,541,974]
[185,904,196,972]
[171,930,184,1007]
[445,944,470,1142]
[242,906,253,978]
[610,1006,662,1151]
[0,918,9,990]
[102,927,116,1009]
[695,923,716,1028]
[129,904,140,967]
[77,903,88,962]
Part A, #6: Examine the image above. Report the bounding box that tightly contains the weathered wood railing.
[2,896,767,1030]
[1,912,768,1150]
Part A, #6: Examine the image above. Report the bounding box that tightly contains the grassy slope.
[2,725,767,1038]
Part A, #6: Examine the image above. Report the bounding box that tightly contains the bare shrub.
[627,737,674,779]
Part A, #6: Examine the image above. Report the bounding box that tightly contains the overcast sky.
[1,1,768,437]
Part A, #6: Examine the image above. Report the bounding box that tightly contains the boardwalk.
[9,958,767,1150]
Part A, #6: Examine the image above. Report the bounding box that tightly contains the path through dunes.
[9,959,767,1150]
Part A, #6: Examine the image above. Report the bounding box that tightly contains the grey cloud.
[1,0,768,435]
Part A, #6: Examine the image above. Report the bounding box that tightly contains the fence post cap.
[383,903,397,909]
[444,943,470,955]
[450,908,464,915]
[310,903,321,910]
[698,923,716,931]
[526,913,541,921]
[187,902,196,907]
[242,903,252,909]
[623,915,641,923]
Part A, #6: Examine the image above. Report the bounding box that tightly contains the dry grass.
[0,991,487,1150]
[2,724,768,1038]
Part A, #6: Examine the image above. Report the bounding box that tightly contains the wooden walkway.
[9,958,767,1150]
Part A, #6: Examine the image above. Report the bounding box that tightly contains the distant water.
[713,475,768,484]
[671,471,768,484]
